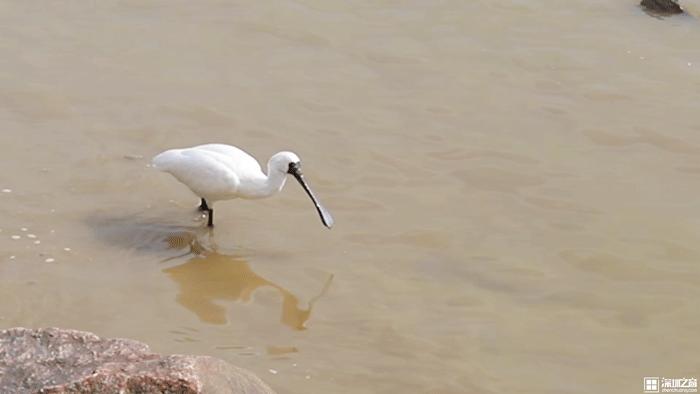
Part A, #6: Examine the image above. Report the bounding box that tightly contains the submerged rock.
[0,327,275,394]
[640,0,684,15]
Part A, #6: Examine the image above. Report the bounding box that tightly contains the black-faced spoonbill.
[152,144,334,228]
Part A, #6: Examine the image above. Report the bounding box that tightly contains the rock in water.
[0,327,275,394]
[640,0,684,15]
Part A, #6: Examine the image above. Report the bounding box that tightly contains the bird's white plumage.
[153,147,238,201]
[190,144,262,172]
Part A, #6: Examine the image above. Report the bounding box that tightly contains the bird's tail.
[151,149,178,171]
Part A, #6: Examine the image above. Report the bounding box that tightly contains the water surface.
[1,1,699,393]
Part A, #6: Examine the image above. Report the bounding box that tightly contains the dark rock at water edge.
[640,0,684,15]
[0,327,275,394]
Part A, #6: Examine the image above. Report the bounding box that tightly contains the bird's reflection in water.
[161,231,332,331]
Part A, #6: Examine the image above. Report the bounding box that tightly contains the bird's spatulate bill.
[291,171,334,228]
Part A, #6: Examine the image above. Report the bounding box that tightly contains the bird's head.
[269,151,334,229]
[269,151,301,175]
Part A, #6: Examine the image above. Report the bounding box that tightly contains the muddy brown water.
[1,1,699,393]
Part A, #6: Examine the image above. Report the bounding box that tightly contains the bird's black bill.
[290,168,334,229]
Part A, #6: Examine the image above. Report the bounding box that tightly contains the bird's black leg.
[207,208,214,227]
[199,198,209,212]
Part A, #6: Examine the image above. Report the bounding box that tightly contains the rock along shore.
[0,327,275,394]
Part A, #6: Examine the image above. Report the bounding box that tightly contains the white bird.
[152,144,334,228]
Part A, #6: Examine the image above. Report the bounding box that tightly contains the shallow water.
[1,1,699,393]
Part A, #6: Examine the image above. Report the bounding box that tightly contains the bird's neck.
[238,161,287,199]
[259,165,288,197]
